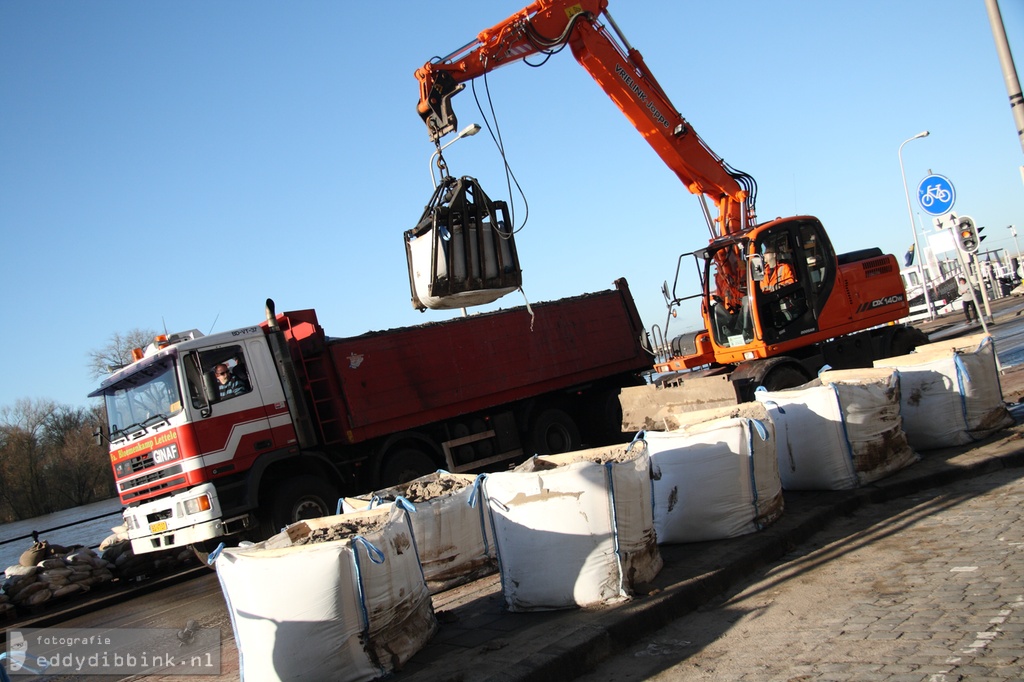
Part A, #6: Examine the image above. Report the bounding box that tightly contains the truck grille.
[120,464,185,501]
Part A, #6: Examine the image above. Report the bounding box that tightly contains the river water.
[0,497,124,571]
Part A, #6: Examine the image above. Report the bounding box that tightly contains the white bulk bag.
[818,368,918,483]
[875,334,1013,450]
[341,472,496,593]
[481,442,662,612]
[643,415,783,544]
[215,504,436,682]
[756,368,918,490]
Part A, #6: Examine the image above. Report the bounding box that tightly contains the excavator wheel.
[889,326,929,358]
[760,366,810,392]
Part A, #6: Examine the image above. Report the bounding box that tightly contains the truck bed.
[279,279,650,445]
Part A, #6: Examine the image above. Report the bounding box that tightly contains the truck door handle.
[254,439,273,451]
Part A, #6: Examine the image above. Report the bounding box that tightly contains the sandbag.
[215,504,436,682]
[643,414,783,543]
[343,472,496,594]
[875,334,1013,450]
[481,441,662,612]
[756,368,918,490]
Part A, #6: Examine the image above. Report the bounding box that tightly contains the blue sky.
[2,1,1023,410]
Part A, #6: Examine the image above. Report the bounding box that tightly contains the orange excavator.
[415,0,925,403]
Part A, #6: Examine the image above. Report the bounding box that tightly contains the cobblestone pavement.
[575,466,1024,681]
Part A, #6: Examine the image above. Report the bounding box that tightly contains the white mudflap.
[756,368,919,490]
[341,472,497,594]
[481,442,662,612]
[214,504,437,682]
[643,415,783,544]
[875,334,1013,450]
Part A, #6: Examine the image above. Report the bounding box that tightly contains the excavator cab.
[749,218,835,346]
[701,217,837,356]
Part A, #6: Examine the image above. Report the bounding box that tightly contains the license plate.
[150,521,168,533]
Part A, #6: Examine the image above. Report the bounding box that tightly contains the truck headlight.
[181,494,212,516]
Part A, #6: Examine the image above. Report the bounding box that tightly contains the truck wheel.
[529,408,581,455]
[263,475,337,537]
[380,448,435,487]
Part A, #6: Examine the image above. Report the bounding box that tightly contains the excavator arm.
[415,0,756,238]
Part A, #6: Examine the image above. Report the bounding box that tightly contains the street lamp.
[429,123,482,188]
[898,131,933,321]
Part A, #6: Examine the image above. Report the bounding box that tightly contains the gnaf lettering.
[152,444,180,465]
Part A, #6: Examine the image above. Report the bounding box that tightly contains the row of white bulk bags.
[341,472,497,594]
[874,333,1013,450]
[214,504,437,682]
[642,404,784,543]
[480,442,662,612]
[755,368,918,490]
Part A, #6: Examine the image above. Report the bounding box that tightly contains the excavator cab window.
[752,222,837,343]
[706,244,753,348]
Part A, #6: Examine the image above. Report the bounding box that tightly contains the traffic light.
[956,216,979,253]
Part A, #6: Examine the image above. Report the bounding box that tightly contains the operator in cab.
[761,245,796,292]
[214,363,248,399]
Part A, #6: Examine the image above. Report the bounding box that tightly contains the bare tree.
[0,399,59,519]
[87,328,158,379]
[47,406,115,507]
[0,401,115,521]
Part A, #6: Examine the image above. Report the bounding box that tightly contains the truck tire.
[380,447,435,487]
[529,408,581,455]
[262,475,337,538]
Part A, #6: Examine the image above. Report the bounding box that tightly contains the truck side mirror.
[203,372,221,405]
[93,424,107,446]
[749,254,765,282]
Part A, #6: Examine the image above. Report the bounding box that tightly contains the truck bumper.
[124,483,243,555]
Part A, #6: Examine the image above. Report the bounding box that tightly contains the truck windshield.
[99,359,183,441]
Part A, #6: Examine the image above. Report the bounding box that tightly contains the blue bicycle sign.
[917,174,955,216]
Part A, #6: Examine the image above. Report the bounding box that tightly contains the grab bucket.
[405,176,522,311]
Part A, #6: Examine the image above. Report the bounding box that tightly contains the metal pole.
[953,243,992,337]
[985,0,1024,155]
[899,131,934,320]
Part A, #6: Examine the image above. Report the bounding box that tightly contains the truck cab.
[91,327,298,555]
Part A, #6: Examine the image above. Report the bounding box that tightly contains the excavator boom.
[415,1,916,397]
[415,0,755,236]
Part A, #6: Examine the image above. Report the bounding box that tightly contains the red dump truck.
[90,279,650,555]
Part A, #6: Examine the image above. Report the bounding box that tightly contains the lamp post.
[899,131,933,320]
[429,123,482,188]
